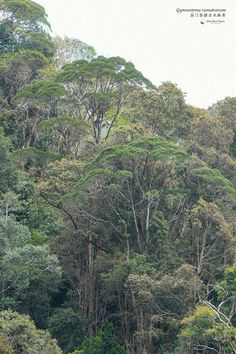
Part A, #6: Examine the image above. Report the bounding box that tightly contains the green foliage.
[72,322,128,354]
[221,265,236,296]
[92,137,187,165]
[49,308,84,352]
[0,128,16,191]
[192,167,236,199]
[0,49,48,99]
[0,0,52,55]
[0,336,13,354]
[57,56,154,143]
[58,56,153,87]
[37,116,89,130]
[126,82,191,139]
[80,137,188,188]
[2,244,61,289]
[0,0,49,26]
[0,244,62,326]
[11,147,62,162]
[38,158,82,204]
[0,192,31,253]
[0,310,61,353]
[36,116,90,157]
[14,79,66,101]
[0,1,235,352]
[178,306,236,353]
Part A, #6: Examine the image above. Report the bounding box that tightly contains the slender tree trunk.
[87,239,95,336]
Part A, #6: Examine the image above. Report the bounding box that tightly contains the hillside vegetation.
[0,1,236,353]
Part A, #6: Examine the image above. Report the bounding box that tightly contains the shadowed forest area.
[0,1,236,353]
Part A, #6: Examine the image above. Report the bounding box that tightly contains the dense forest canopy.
[0,0,236,353]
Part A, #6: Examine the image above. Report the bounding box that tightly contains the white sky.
[37,0,236,108]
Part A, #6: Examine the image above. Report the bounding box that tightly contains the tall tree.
[0,0,53,56]
[57,56,154,144]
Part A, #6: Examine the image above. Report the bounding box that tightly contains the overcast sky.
[36,0,236,108]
